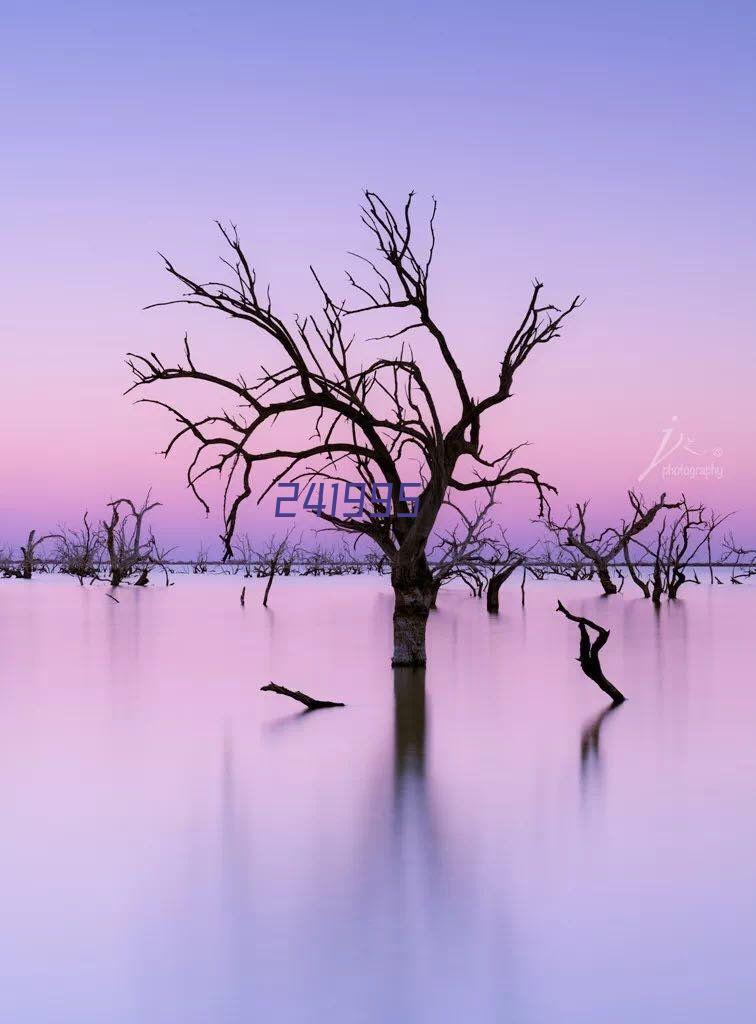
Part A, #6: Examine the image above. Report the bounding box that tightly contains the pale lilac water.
[1,575,755,1022]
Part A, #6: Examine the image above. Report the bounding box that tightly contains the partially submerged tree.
[722,533,756,584]
[540,540,595,581]
[557,601,626,704]
[630,500,730,603]
[127,191,581,665]
[55,513,102,584]
[428,490,499,604]
[192,543,210,575]
[1,529,57,580]
[102,495,163,587]
[255,530,301,607]
[428,487,526,611]
[543,491,682,596]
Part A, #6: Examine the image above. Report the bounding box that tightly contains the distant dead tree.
[55,513,102,584]
[333,542,365,575]
[102,495,162,587]
[1,529,57,579]
[541,541,594,581]
[542,491,682,596]
[556,601,626,704]
[426,489,527,611]
[722,533,756,584]
[630,500,731,603]
[364,548,390,575]
[0,546,13,576]
[192,543,210,574]
[255,530,301,606]
[232,534,257,576]
[127,191,580,665]
[300,544,331,577]
[429,490,499,603]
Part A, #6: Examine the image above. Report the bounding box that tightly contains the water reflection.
[579,701,621,799]
[2,577,756,1022]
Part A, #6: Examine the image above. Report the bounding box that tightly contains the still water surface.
[1,575,754,1022]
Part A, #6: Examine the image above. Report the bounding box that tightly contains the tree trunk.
[486,558,523,613]
[651,562,664,606]
[596,560,618,596]
[391,558,434,667]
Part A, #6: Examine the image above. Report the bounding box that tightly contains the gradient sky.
[2,0,755,553]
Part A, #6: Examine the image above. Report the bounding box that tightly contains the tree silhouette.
[543,491,681,596]
[127,191,581,665]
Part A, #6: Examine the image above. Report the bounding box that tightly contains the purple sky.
[2,0,755,553]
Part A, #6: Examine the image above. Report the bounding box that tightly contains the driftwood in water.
[556,601,626,705]
[240,586,246,607]
[261,682,345,710]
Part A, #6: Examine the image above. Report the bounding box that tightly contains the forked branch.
[556,601,626,704]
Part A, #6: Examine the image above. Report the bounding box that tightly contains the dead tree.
[232,534,257,577]
[540,540,595,581]
[631,500,731,602]
[0,546,13,576]
[428,489,499,603]
[364,549,389,575]
[102,495,162,586]
[622,538,650,597]
[127,191,580,666]
[426,489,528,611]
[556,601,626,704]
[192,543,210,574]
[543,491,682,596]
[486,553,525,613]
[261,682,345,710]
[255,530,301,606]
[301,544,331,577]
[722,533,756,583]
[55,513,102,584]
[2,529,58,579]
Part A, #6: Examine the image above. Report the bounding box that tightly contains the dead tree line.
[1,496,169,586]
[542,491,682,596]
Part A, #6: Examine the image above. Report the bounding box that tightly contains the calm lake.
[1,574,754,1022]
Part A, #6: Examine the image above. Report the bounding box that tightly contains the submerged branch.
[556,600,626,704]
[261,681,345,710]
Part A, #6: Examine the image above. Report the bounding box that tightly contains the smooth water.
[1,574,754,1023]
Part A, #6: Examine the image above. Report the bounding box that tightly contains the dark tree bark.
[261,682,345,710]
[391,554,436,666]
[486,557,524,613]
[556,601,626,705]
